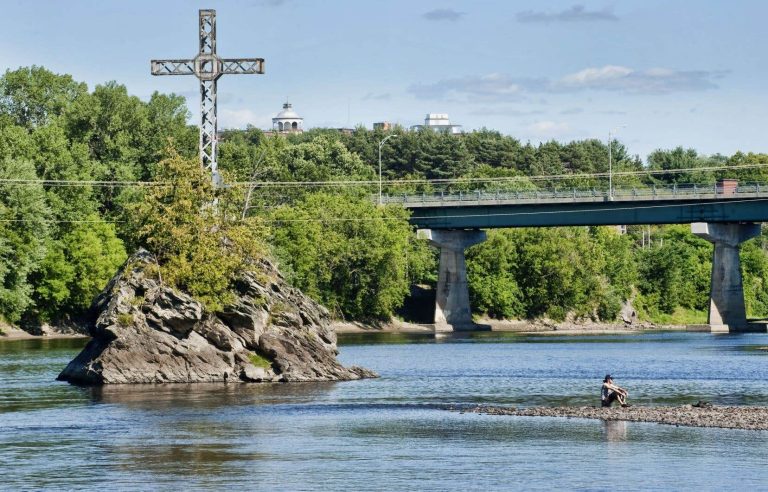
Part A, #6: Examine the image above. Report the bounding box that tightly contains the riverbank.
[333,318,682,335]
[0,326,88,341]
[461,404,768,431]
[1,317,677,341]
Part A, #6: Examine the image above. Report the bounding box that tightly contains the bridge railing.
[379,182,768,205]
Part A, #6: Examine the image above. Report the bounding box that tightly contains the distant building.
[374,121,392,131]
[272,101,304,133]
[410,113,463,134]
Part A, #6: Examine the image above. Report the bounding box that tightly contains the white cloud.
[410,65,726,101]
[422,9,465,21]
[560,107,584,115]
[555,65,724,94]
[468,107,545,116]
[517,5,618,23]
[362,92,392,101]
[409,73,532,101]
[527,121,572,137]
[559,65,633,86]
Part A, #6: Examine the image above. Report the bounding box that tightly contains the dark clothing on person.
[601,391,619,407]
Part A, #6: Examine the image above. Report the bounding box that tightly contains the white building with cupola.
[272,101,304,133]
[410,113,463,134]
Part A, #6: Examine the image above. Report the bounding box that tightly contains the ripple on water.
[1,333,768,490]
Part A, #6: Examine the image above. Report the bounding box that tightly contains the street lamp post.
[378,134,398,205]
[608,125,627,200]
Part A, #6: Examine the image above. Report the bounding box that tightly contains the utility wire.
[232,163,768,188]
[0,162,767,189]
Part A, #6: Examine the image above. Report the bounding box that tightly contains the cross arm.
[151,59,196,76]
[220,58,265,75]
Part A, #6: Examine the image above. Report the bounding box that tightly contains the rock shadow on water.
[86,381,341,410]
[115,443,271,478]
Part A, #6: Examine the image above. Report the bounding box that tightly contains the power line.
[0,178,168,187]
[0,218,124,223]
[232,162,768,188]
[0,162,767,189]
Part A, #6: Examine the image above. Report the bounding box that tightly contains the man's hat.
[603,374,612,382]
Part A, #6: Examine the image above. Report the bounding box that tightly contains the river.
[1,331,767,490]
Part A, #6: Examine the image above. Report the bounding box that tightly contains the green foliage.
[32,218,127,320]
[0,159,51,321]
[268,193,420,320]
[128,149,267,312]
[3,65,768,329]
[248,352,272,369]
[740,236,768,318]
[635,225,711,315]
[0,66,87,129]
[467,227,636,322]
[466,230,524,319]
[116,313,134,327]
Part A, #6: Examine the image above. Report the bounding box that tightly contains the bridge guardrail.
[378,183,768,206]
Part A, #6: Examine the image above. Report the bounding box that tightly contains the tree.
[647,147,713,184]
[463,129,523,169]
[635,225,712,316]
[0,66,87,129]
[32,218,126,320]
[268,193,417,320]
[128,148,267,311]
[467,227,634,321]
[0,160,51,321]
[466,230,524,319]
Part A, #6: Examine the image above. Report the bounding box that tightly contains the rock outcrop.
[58,250,376,384]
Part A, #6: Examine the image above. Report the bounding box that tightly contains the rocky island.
[58,250,376,384]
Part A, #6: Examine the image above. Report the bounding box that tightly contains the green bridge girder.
[407,196,768,229]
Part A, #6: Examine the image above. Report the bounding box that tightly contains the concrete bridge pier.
[692,222,761,332]
[421,229,487,332]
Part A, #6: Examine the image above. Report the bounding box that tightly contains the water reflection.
[3,332,768,489]
[602,420,628,442]
[337,330,689,346]
[87,382,340,410]
[115,443,270,478]
[0,337,89,353]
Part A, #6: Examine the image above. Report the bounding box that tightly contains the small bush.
[116,313,134,327]
[248,352,272,369]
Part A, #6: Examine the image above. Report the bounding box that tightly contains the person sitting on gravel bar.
[601,375,630,408]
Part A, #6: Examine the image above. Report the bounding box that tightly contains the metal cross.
[151,9,264,186]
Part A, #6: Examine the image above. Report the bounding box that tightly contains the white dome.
[272,101,304,133]
[274,102,302,120]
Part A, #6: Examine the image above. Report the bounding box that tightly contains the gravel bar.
[458,404,768,431]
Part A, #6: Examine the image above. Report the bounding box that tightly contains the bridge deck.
[385,183,768,208]
[397,184,768,229]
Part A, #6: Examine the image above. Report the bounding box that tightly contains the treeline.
[0,66,196,325]
[2,66,768,328]
[467,225,768,324]
[218,122,768,325]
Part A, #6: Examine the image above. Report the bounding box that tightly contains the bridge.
[385,181,768,334]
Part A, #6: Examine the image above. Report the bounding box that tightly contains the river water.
[1,331,767,490]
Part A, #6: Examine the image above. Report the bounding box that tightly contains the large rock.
[58,250,376,384]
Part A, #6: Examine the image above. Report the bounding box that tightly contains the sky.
[2,0,767,160]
